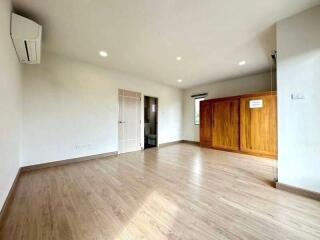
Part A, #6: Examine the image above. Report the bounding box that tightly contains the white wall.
[183,72,275,141]
[22,53,183,166]
[277,6,320,193]
[0,0,22,210]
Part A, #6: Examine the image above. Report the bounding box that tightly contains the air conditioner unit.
[11,13,42,64]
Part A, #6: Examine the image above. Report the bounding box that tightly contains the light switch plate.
[291,93,305,100]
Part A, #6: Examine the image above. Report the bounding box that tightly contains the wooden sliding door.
[212,99,240,151]
[200,101,212,148]
[199,92,277,158]
[240,94,277,158]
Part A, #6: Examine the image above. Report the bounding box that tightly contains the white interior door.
[118,89,141,154]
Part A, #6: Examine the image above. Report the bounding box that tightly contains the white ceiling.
[13,0,320,88]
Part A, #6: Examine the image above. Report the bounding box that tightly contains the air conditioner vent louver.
[24,41,30,61]
[11,13,42,64]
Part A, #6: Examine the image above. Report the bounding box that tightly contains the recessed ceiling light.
[238,60,246,66]
[99,51,108,57]
[176,56,182,61]
[177,79,183,82]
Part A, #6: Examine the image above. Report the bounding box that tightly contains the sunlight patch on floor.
[115,191,179,240]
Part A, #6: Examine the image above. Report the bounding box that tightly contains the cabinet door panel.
[212,99,240,151]
[240,94,277,158]
[200,101,212,148]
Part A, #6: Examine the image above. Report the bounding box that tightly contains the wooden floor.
[1,144,320,240]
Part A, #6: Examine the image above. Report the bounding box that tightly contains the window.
[194,97,205,125]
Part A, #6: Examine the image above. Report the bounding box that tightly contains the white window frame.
[194,97,205,125]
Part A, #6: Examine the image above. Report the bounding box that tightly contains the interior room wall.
[0,0,22,210]
[277,5,320,193]
[21,52,183,166]
[183,72,276,141]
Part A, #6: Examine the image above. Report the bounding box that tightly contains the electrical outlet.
[75,144,92,150]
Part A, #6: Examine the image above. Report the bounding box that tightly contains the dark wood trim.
[163,140,276,159]
[21,151,118,172]
[276,182,320,201]
[212,147,241,154]
[182,140,200,145]
[191,93,208,98]
[159,140,184,147]
[0,168,21,224]
[240,149,277,159]
[237,91,277,99]
[159,140,201,148]
[210,147,277,159]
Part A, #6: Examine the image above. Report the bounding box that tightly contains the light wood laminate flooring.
[1,144,319,240]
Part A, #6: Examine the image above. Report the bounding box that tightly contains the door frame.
[142,94,159,149]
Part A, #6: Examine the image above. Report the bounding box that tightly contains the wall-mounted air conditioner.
[11,13,42,64]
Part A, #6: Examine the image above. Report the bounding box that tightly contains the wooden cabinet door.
[212,99,240,151]
[240,94,277,158]
[200,101,212,148]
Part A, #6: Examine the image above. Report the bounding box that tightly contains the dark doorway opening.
[144,96,158,149]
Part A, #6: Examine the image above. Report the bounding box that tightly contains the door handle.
[118,121,126,124]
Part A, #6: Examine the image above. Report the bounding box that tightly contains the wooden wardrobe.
[200,92,277,159]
